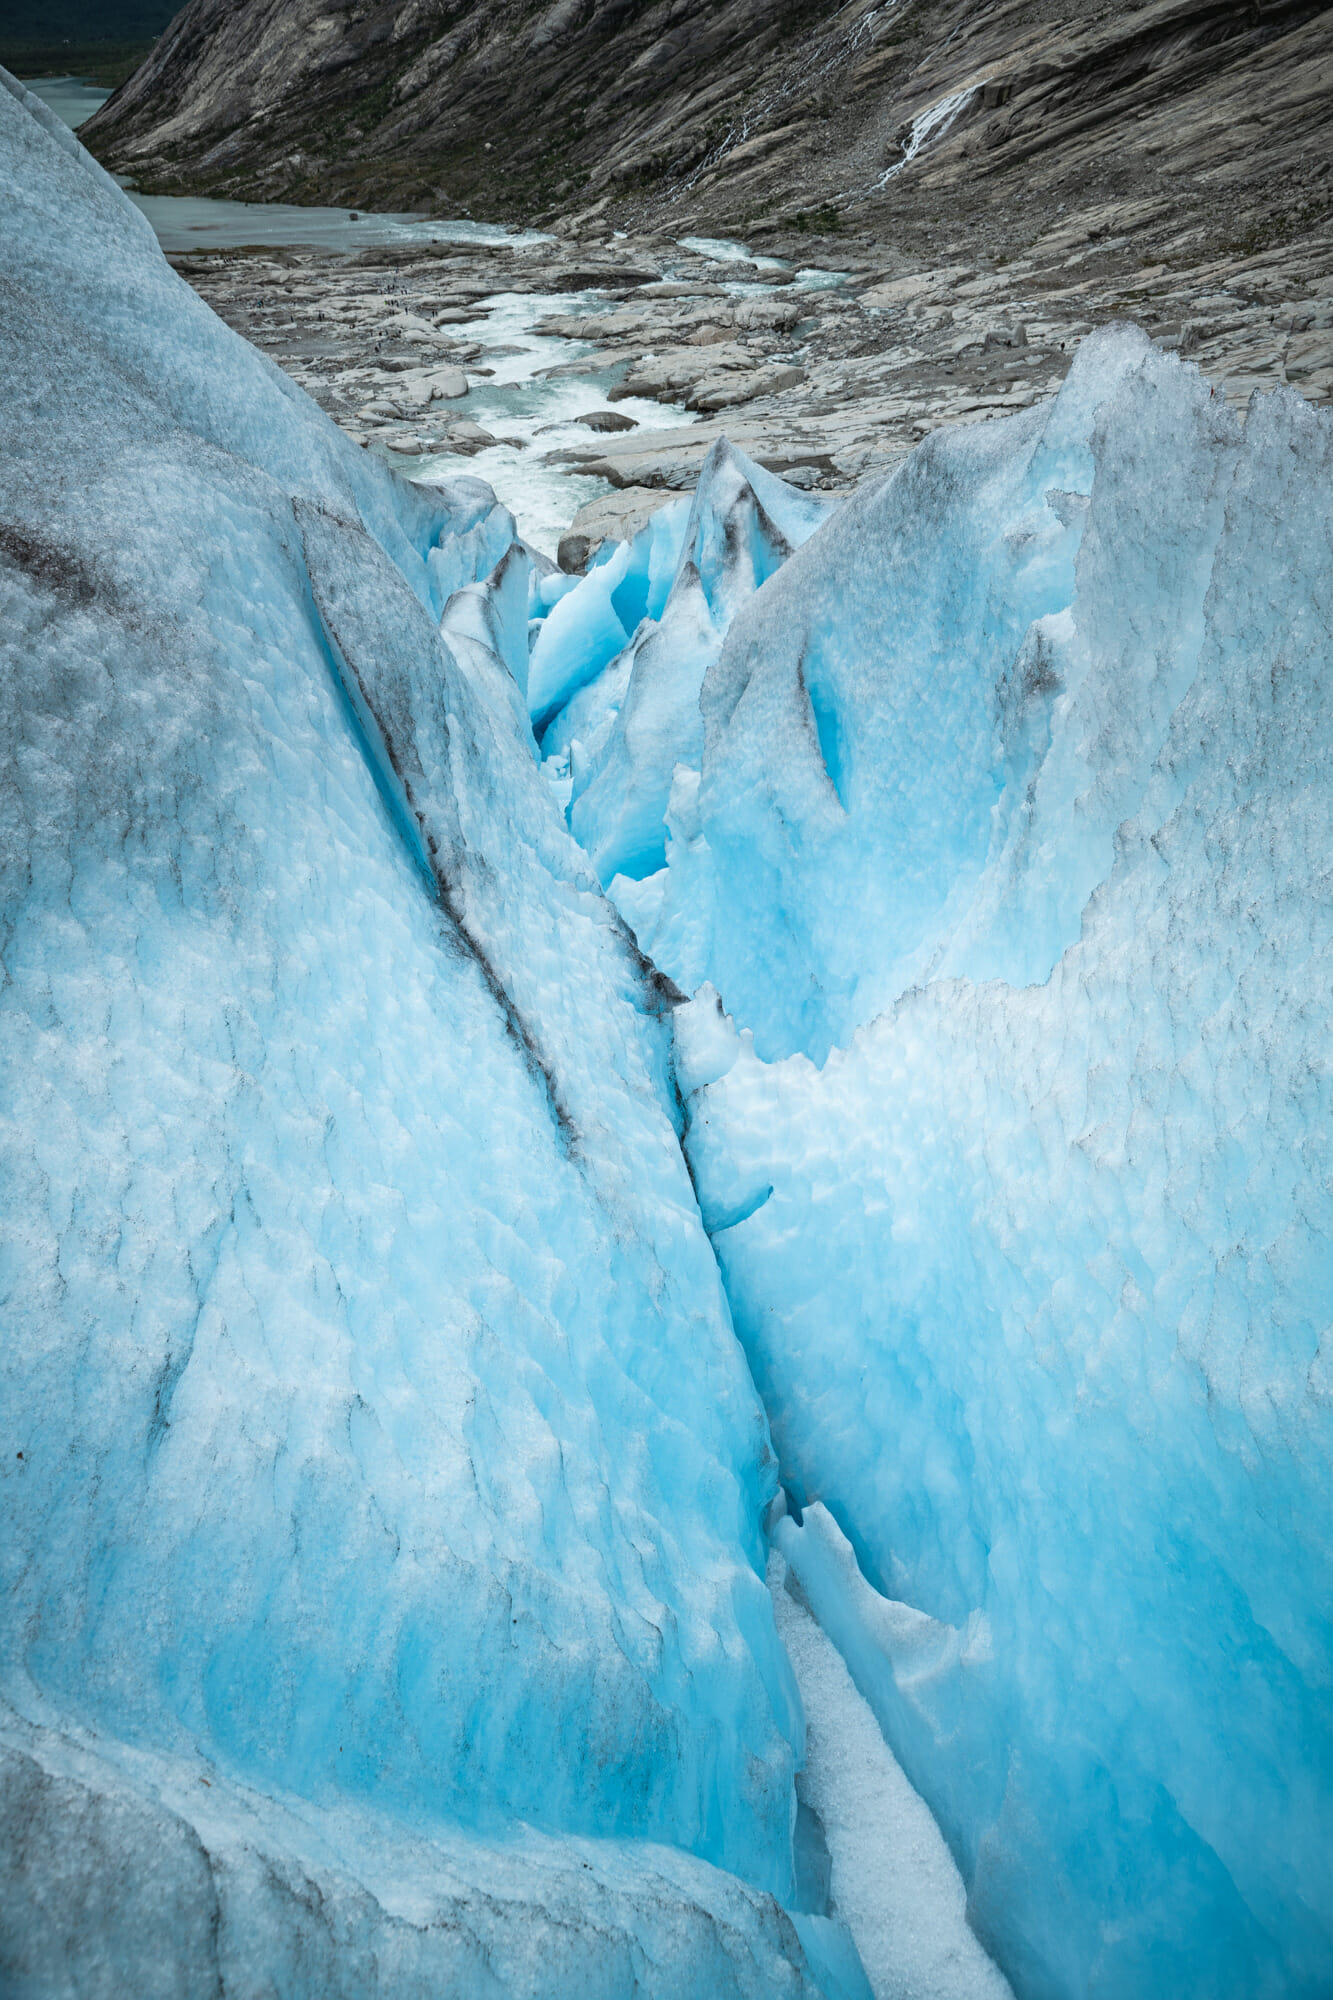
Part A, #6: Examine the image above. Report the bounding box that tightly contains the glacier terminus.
[2,63,1332,2000]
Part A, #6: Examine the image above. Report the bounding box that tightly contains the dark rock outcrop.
[84,0,851,217]
[80,0,1333,277]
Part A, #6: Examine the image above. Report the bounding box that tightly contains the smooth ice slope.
[0,72,846,1995]
[664,346,1333,1996]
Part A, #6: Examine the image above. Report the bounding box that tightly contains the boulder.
[557,485,677,571]
[574,410,639,432]
[688,364,804,412]
[427,366,469,400]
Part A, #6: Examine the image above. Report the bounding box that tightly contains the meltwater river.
[21,75,695,547]
[24,76,549,254]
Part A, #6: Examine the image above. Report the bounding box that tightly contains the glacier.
[529,440,834,889]
[5,48,1332,2000]
[769,1529,1013,2000]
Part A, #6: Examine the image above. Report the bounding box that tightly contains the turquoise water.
[123,193,545,255]
[20,75,109,127]
[21,76,546,253]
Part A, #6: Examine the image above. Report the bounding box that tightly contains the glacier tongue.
[0,70,857,1996]
[657,341,1333,1995]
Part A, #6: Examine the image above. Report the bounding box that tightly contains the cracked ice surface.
[655,337,1333,1996]
[0,72,848,1995]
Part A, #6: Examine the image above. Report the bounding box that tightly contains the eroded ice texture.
[2,1702,828,2000]
[636,332,1251,1061]
[0,71,849,1995]
[664,344,1333,1995]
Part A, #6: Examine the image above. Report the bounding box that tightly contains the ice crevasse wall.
[545,317,1333,1991]
[4,57,1333,2000]
[0,72,876,2000]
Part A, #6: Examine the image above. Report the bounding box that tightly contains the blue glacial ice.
[531,441,834,889]
[770,1520,1013,2000]
[644,335,1333,1997]
[0,71,874,1998]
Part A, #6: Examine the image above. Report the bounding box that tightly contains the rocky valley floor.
[75,0,1333,560]
[182,208,1333,566]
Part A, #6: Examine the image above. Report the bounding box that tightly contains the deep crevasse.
[771,1526,1012,2000]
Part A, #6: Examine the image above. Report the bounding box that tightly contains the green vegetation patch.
[4,0,177,86]
[2,0,177,41]
[3,38,156,86]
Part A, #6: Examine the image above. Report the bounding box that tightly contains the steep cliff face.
[80,0,1333,262]
[83,0,849,217]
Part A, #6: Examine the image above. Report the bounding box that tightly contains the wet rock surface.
[181,219,1333,560]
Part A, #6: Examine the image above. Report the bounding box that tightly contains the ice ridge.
[538,290,1333,1996]
[0,70,868,1999]
[531,438,836,894]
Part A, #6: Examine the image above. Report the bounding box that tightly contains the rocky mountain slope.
[84,0,1333,277]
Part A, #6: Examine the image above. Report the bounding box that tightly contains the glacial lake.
[22,76,545,254]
